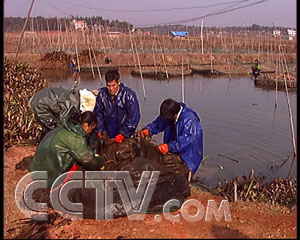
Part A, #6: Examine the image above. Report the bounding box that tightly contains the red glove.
[98,132,103,138]
[63,164,80,184]
[157,144,169,155]
[140,129,150,137]
[115,133,125,143]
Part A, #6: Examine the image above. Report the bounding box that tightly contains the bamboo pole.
[181,58,185,103]
[278,45,297,157]
[15,0,35,60]
[200,19,204,54]
[31,17,35,53]
[151,33,158,75]
[99,25,107,56]
[133,37,146,100]
[91,44,102,82]
[274,56,278,108]
[158,40,169,79]
[127,25,137,67]
[88,44,95,78]
[46,19,52,52]
[74,30,81,72]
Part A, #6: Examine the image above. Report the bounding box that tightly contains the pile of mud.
[16,137,191,220]
[41,51,70,64]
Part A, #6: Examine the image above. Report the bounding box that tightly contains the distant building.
[287,29,296,36]
[73,20,88,31]
[272,30,281,37]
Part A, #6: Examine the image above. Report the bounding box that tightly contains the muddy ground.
[4,145,297,239]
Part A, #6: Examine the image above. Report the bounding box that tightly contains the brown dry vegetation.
[4,31,296,70]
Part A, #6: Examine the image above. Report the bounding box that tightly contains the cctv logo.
[15,171,160,221]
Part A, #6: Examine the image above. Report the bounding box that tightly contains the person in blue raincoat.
[139,98,204,174]
[93,70,140,143]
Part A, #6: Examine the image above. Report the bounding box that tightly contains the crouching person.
[28,87,96,142]
[28,111,105,189]
[138,98,204,178]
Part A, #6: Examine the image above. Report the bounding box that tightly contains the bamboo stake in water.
[181,58,185,103]
[88,45,95,79]
[279,47,297,156]
[200,19,204,54]
[158,40,169,79]
[133,38,146,100]
[127,25,137,68]
[91,45,102,82]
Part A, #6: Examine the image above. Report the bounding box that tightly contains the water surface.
[44,68,297,186]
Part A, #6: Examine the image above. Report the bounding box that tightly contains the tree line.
[4,16,133,32]
[4,16,292,36]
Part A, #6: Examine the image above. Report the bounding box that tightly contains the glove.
[97,132,103,138]
[63,164,80,184]
[140,129,150,138]
[115,133,125,143]
[157,144,169,155]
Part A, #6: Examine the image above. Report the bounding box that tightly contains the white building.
[272,30,281,37]
[287,29,296,36]
[73,20,87,31]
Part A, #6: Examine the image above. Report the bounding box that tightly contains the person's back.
[29,87,80,130]
[141,99,203,174]
[29,111,105,188]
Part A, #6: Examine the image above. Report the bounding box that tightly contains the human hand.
[98,132,103,138]
[157,144,169,155]
[115,133,125,143]
[138,128,150,138]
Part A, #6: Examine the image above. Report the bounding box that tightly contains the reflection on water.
[44,69,297,186]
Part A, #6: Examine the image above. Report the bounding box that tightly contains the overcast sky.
[4,0,296,28]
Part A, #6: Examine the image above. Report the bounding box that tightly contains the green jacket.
[29,87,80,130]
[28,118,105,188]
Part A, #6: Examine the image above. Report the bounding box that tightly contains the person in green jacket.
[28,111,105,189]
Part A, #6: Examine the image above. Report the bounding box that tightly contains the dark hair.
[105,70,120,83]
[70,111,97,126]
[160,98,180,119]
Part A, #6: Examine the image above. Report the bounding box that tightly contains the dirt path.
[4,146,297,239]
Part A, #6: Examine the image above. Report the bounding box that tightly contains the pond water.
[43,68,297,187]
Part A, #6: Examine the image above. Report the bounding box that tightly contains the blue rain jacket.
[93,83,140,138]
[145,103,203,173]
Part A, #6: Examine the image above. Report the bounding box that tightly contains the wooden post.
[133,38,146,100]
[15,0,35,60]
[233,181,238,202]
[201,19,204,54]
[181,58,185,103]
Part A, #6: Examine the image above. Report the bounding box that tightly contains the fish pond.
[43,68,297,187]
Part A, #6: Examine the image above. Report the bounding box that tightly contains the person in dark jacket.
[251,59,262,79]
[29,87,96,141]
[28,111,105,188]
[93,70,140,143]
[139,98,204,174]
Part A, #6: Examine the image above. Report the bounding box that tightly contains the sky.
[4,0,297,28]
